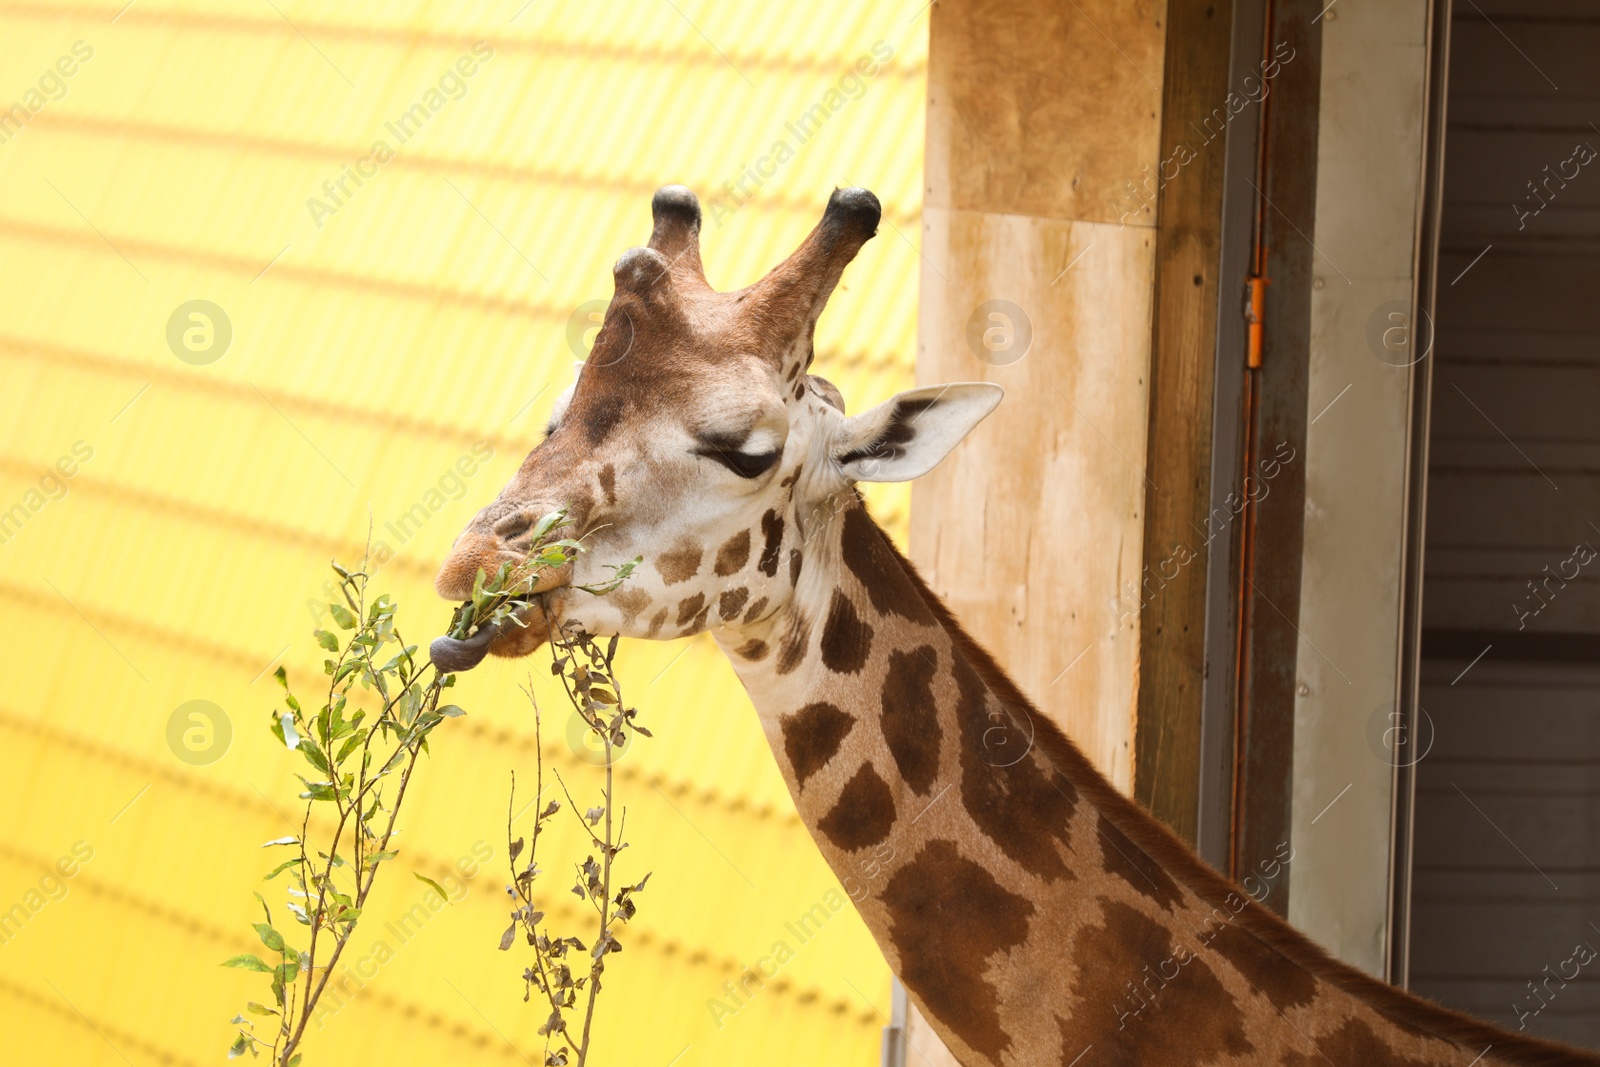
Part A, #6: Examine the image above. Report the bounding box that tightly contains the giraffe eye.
[720,448,783,479]
[695,444,783,479]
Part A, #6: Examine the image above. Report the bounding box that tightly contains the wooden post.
[1133,0,1240,848]
[907,3,1169,1056]
[910,0,1167,785]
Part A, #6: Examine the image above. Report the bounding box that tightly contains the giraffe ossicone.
[435,187,1600,1066]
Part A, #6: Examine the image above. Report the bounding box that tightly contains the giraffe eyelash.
[694,444,783,479]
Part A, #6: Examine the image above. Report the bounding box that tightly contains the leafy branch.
[226,512,640,1066]
[502,622,651,1067]
[225,559,464,1065]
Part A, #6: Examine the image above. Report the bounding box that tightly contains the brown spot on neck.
[820,591,873,673]
[719,586,749,621]
[952,654,1078,881]
[646,607,668,638]
[607,586,649,627]
[840,506,935,623]
[1282,1019,1435,1067]
[776,611,811,675]
[880,646,941,796]
[1204,921,1319,1016]
[743,595,769,624]
[1097,814,1184,913]
[882,839,1034,1062]
[817,762,896,850]
[676,593,706,627]
[714,529,751,576]
[1069,901,1252,1066]
[758,509,784,577]
[656,544,703,586]
[780,702,855,789]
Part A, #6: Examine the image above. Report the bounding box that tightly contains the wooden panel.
[911,206,1156,783]
[923,0,1166,224]
[1134,0,1237,846]
[908,2,1169,1058]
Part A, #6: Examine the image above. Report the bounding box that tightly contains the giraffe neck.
[714,500,1593,1067]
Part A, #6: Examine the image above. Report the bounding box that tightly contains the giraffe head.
[430,186,1000,671]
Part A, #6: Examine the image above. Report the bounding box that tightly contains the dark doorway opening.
[1410,1,1600,1049]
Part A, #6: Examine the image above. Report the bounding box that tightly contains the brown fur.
[714,529,751,575]
[780,702,856,790]
[817,762,897,850]
[656,543,702,585]
[878,516,1600,1067]
[818,591,873,673]
[880,645,942,796]
[882,838,1036,1062]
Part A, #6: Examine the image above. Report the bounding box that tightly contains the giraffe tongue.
[428,621,498,674]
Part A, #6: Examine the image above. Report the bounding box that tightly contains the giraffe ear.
[831,383,1003,482]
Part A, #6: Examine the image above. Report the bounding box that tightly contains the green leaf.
[335,729,367,763]
[246,1001,278,1017]
[253,922,286,953]
[228,1033,250,1059]
[263,858,300,880]
[261,836,298,848]
[328,602,357,629]
[273,665,288,690]
[222,954,273,972]
[300,740,330,774]
[368,849,398,863]
[438,704,466,718]
[399,684,421,726]
[279,714,300,751]
[414,872,451,901]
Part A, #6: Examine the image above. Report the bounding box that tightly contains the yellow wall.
[0,3,926,1063]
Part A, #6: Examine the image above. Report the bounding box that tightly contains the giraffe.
[431,186,1600,1067]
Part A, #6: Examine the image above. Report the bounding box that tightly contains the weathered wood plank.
[1134,0,1237,847]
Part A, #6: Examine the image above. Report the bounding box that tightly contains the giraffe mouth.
[428,594,555,673]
